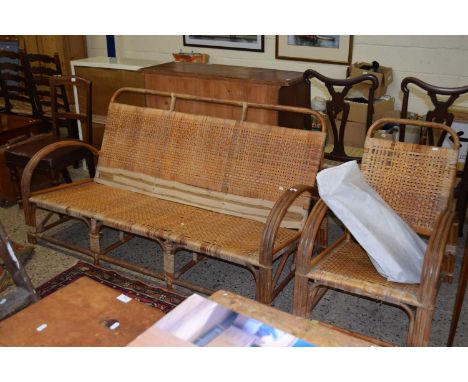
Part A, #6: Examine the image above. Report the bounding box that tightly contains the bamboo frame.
[293,118,459,346]
[20,89,327,304]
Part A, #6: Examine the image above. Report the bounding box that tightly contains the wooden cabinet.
[142,62,309,129]
[3,36,88,75]
[71,57,162,147]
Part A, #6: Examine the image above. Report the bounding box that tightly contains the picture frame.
[275,35,353,65]
[183,35,264,52]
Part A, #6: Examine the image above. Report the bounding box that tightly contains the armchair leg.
[293,274,310,317]
[411,307,434,346]
[256,266,273,305]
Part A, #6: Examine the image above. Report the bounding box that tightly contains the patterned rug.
[37,261,185,314]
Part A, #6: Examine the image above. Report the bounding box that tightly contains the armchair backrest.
[26,53,70,116]
[400,77,468,146]
[361,118,459,237]
[0,49,40,117]
[50,75,93,145]
[303,68,379,163]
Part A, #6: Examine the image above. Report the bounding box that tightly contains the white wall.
[86,35,468,114]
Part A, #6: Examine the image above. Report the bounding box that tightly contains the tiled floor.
[1,196,467,346]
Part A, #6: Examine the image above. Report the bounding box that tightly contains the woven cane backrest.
[96,102,326,229]
[361,120,459,236]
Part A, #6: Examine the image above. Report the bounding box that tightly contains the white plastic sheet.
[316,161,426,283]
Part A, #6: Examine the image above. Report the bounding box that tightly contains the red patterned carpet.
[37,261,185,313]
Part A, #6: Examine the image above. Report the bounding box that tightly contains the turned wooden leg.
[162,242,176,290]
[89,219,102,265]
[8,165,22,206]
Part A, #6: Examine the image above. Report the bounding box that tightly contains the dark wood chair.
[5,75,95,204]
[0,49,40,118]
[303,69,379,165]
[293,118,460,346]
[25,53,77,138]
[0,219,38,320]
[400,77,468,237]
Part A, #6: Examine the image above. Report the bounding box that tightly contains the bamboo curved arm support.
[259,184,316,266]
[295,199,329,275]
[20,141,99,217]
[419,209,454,304]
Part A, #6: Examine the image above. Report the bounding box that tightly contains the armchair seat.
[307,238,420,307]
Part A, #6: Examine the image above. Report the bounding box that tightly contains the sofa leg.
[25,204,37,244]
[89,219,102,265]
[163,242,176,290]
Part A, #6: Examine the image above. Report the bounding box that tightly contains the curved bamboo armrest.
[20,141,99,217]
[419,208,455,303]
[259,184,316,266]
[294,199,330,275]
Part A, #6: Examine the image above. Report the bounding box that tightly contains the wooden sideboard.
[71,57,162,147]
[142,62,309,129]
[0,35,87,76]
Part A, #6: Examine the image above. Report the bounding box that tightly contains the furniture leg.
[89,219,102,265]
[86,153,96,178]
[61,168,72,183]
[447,234,468,346]
[293,273,311,317]
[256,266,273,304]
[411,306,434,346]
[8,165,22,206]
[25,205,37,245]
[163,242,176,290]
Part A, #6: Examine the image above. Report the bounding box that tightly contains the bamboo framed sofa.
[20,88,327,304]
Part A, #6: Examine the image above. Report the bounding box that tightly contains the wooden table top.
[0,277,164,346]
[142,62,304,86]
[211,290,391,347]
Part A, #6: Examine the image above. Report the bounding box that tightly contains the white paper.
[317,161,426,283]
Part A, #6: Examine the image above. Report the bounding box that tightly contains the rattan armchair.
[293,118,460,346]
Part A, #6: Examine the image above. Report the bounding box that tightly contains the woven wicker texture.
[97,103,325,215]
[30,182,298,266]
[307,239,420,306]
[361,138,458,235]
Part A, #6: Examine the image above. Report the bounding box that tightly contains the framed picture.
[275,35,353,65]
[183,35,264,52]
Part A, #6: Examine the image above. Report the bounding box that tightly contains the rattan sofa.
[21,88,327,304]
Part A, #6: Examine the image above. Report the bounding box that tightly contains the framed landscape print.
[183,35,264,52]
[275,35,353,65]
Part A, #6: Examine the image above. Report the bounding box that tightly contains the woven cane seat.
[30,182,299,266]
[306,239,420,306]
